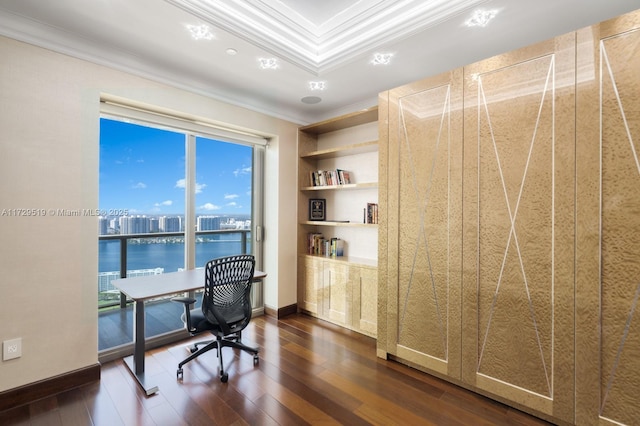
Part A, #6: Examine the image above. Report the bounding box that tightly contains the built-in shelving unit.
[296,106,379,337]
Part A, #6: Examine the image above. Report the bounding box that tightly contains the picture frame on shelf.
[309,198,326,221]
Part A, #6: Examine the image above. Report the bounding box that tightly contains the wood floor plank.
[249,366,339,425]
[1,313,556,425]
[81,379,126,426]
[334,356,496,425]
[56,388,94,426]
[0,405,30,426]
[253,393,309,426]
[101,361,156,426]
[318,369,448,425]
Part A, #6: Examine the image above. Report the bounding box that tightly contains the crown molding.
[165,0,489,74]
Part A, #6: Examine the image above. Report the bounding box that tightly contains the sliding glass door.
[98,115,264,355]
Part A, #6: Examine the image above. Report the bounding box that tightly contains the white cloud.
[233,166,252,177]
[226,202,237,207]
[154,200,173,207]
[224,193,239,200]
[199,203,220,211]
[175,179,207,194]
[132,182,147,189]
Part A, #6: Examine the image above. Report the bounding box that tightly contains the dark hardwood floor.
[0,314,554,425]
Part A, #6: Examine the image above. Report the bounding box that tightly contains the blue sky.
[99,118,252,215]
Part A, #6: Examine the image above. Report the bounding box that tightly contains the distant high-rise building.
[118,216,128,234]
[98,217,109,235]
[197,216,221,231]
[159,216,181,232]
[119,215,150,234]
[149,217,159,233]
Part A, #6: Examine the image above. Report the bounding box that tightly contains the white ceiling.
[0,0,638,124]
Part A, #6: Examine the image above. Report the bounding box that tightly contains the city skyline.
[98,213,252,235]
[99,118,253,216]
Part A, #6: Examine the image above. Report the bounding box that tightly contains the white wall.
[0,35,298,392]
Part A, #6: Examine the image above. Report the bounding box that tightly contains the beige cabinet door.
[576,11,640,426]
[351,265,377,337]
[298,256,322,315]
[324,261,349,326]
[379,68,464,378]
[461,34,576,422]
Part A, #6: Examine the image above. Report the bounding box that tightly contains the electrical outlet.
[3,338,22,360]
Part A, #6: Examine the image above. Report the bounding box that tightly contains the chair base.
[177,333,259,383]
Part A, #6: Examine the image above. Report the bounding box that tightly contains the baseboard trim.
[0,363,101,412]
[264,303,298,319]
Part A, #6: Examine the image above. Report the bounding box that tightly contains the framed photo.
[309,198,326,221]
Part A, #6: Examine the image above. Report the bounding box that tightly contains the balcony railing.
[98,229,256,309]
[97,229,264,360]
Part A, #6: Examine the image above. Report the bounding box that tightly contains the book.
[310,169,353,187]
[330,238,344,257]
[365,203,378,224]
[307,232,324,255]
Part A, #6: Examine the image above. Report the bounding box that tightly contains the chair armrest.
[171,297,197,305]
[171,297,197,332]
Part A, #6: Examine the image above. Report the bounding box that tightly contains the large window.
[194,136,254,267]
[98,120,187,309]
[97,101,265,354]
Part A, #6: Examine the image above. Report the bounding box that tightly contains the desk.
[113,268,266,395]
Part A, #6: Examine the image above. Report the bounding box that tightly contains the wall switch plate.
[3,338,22,360]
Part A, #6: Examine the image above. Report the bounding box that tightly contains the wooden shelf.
[301,182,377,191]
[300,140,378,160]
[299,106,378,134]
[301,253,377,268]
[300,221,377,228]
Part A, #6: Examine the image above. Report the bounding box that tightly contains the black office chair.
[171,254,259,383]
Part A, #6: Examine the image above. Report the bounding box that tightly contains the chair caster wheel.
[189,346,198,354]
[220,373,228,383]
[253,355,259,365]
[177,368,183,380]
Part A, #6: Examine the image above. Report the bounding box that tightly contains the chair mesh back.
[202,255,255,333]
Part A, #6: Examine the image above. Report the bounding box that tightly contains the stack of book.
[307,233,345,257]
[307,232,324,255]
[365,203,379,224]
[309,169,352,187]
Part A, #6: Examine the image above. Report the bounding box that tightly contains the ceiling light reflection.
[465,9,498,27]
[186,24,214,40]
[371,53,393,66]
[309,81,326,91]
[258,57,279,69]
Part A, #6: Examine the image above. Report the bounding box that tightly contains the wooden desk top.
[113,268,266,301]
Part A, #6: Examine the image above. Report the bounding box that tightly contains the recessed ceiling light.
[226,48,238,55]
[258,58,279,70]
[301,96,322,104]
[185,24,215,40]
[309,81,326,91]
[465,9,498,27]
[371,53,393,66]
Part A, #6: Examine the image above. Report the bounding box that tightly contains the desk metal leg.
[123,299,159,395]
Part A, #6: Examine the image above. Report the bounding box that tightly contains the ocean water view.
[98,234,251,274]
